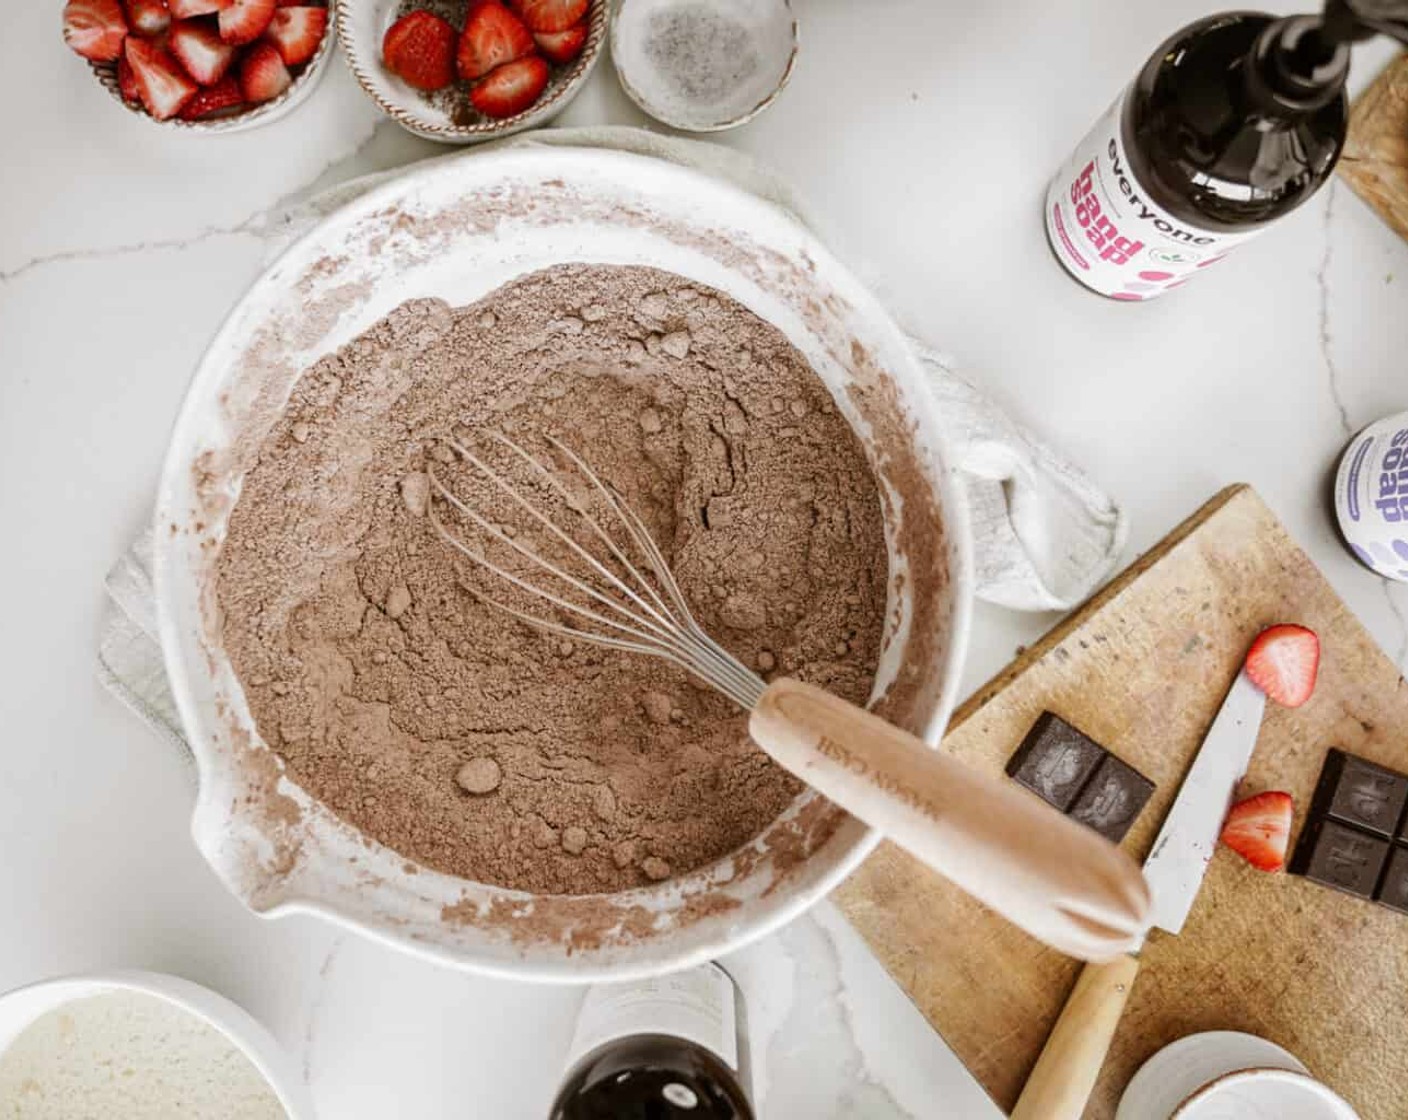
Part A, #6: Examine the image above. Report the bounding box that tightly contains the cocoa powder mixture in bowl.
[216,263,888,895]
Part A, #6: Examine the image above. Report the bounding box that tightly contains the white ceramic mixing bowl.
[154,146,972,981]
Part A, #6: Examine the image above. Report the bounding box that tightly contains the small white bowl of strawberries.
[62,0,336,130]
[337,0,605,142]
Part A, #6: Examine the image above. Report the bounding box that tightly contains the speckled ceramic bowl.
[88,15,337,134]
[336,0,608,143]
[611,0,796,132]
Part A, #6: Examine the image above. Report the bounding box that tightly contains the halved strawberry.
[469,54,548,119]
[168,0,231,16]
[219,0,275,44]
[1245,624,1320,708]
[239,39,291,101]
[179,73,242,117]
[125,36,197,119]
[169,18,236,84]
[457,1,534,81]
[264,5,325,65]
[513,0,586,34]
[117,52,141,101]
[533,23,585,64]
[1220,791,1293,872]
[382,10,456,91]
[63,0,128,62]
[123,0,170,36]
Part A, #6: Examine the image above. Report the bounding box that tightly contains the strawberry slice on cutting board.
[125,36,197,119]
[1245,624,1320,708]
[1220,791,1294,872]
[63,0,129,62]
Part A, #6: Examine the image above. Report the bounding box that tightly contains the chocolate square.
[1006,712,1105,812]
[1321,750,1408,838]
[1068,754,1156,843]
[1376,847,1408,915]
[1294,820,1389,899]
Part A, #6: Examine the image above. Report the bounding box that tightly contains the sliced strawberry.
[117,52,141,101]
[457,1,534,81]
[533,23,585,64]
[63,0,128,62]
[168,0,231,16]
[513,0,586,34]
[123,0,170,36]
[469,54,548,119]
[179,73,243,117]
[382,10,456,91]
[264,5,325,65]
[219,0,275,44]
[238,39,291,101]
[125,36,197,118]
[1220,790,1293,872]
[1245,624,1320,708]
[169,18,236,84]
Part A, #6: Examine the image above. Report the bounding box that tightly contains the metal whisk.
[425,431,1151,964]
[426,431,765,711]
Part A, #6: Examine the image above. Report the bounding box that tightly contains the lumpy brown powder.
[216,264,887,894]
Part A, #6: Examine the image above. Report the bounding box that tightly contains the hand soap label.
[1335,413,1408,582]
[1045,95,1263,299]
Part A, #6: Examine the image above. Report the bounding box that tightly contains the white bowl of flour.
[0,971,313,1119]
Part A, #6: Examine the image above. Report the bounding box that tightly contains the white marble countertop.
[2,1,1406,1117]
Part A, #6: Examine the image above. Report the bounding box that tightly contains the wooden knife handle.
[748,678,1151,962]
[1009,953,1141,1120]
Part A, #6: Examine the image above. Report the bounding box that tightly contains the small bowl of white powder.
[611,0,798,132]
[0,971,312,1119]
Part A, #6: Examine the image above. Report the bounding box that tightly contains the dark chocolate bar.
[1378,848,1408,915]
[1319,749,1408,838]
[1069,755,1157,843]
[1006,712,1105,812]
[1293,819,1389,899]
[1291,749,1408,914]
[1006,711,1152,843]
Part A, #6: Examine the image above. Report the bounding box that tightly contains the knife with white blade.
[1009,670,1267,1120]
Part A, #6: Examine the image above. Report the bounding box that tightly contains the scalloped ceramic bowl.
[88,16,337,134]
[154,145,972,981]
[0,971,314,1119]
[336,0,608,143]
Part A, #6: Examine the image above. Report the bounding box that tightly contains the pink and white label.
[1045,94,1263,299]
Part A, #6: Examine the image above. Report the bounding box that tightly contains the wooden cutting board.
[1341,53,1408,242]
[835,485,1408,1120]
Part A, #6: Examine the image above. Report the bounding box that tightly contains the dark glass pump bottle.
[549,963,753,1120]
[1045,0,1408,299]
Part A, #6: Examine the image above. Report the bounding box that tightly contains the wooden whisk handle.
[749,678,1151,962]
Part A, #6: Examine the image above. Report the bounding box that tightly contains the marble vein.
[0,218,266,285]
[768,914,920,1120]
[1316,183,1354,437]
[1382,583,1408,670]
[301,934,348,1085]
